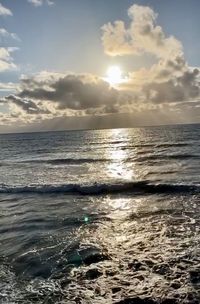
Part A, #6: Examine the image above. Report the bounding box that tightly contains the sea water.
[0,125,199,303]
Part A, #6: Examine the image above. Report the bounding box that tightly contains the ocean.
[0,125,199,304]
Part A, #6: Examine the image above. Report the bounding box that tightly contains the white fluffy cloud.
[0,2,12,16]
[28,0,54,7]
[0,47,18,72]
[0,3,18,73]
[102,4,182,59]
[102,4,200,106]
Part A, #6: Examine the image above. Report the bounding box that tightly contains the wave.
[11,152,199,166]
[20,158,111,165]
[155,142,191,148]
[0,181,199,195]
[136,154,200,162]
[121,143,190,150]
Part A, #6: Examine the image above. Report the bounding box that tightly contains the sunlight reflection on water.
[105,129,135,180]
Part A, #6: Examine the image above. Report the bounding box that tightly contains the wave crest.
[0,181,198,195]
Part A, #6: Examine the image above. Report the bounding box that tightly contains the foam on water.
[1,196,200,303]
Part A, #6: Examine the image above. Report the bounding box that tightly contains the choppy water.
[0,125,200,303]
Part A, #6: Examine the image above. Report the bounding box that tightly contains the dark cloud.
[0,73,123,121]
[144,68,200,103]
[18,74,118,111]
[4,94,50,114]
[1,65,200,123]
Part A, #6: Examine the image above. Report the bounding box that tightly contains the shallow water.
[0,125,200,303]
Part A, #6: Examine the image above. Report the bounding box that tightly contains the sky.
[0,0,200,132]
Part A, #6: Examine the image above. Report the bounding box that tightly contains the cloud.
[18,74,118,110]
[0,3,12,16]
[1,61,200,127]
[0,82,18,92]
[0,6,18,74]
[0,28,20,43]
[144,68,200,104]
[102,4,200,106]
[0,72,121,120]
[0,4,200,130]
[124,58,200,104]
[102,4,182,59]
[28,0,54,7]
[4,94,50,114]
[0,47,18,72]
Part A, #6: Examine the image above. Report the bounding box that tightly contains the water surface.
[0,125,200,303]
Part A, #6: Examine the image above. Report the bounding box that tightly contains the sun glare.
[106,66,122,85]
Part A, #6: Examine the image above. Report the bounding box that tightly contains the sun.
[106,66,122,85]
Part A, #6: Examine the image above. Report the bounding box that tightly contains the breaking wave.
[0,181,199,195]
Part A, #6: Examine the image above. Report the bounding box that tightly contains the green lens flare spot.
[84,216,89,223]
